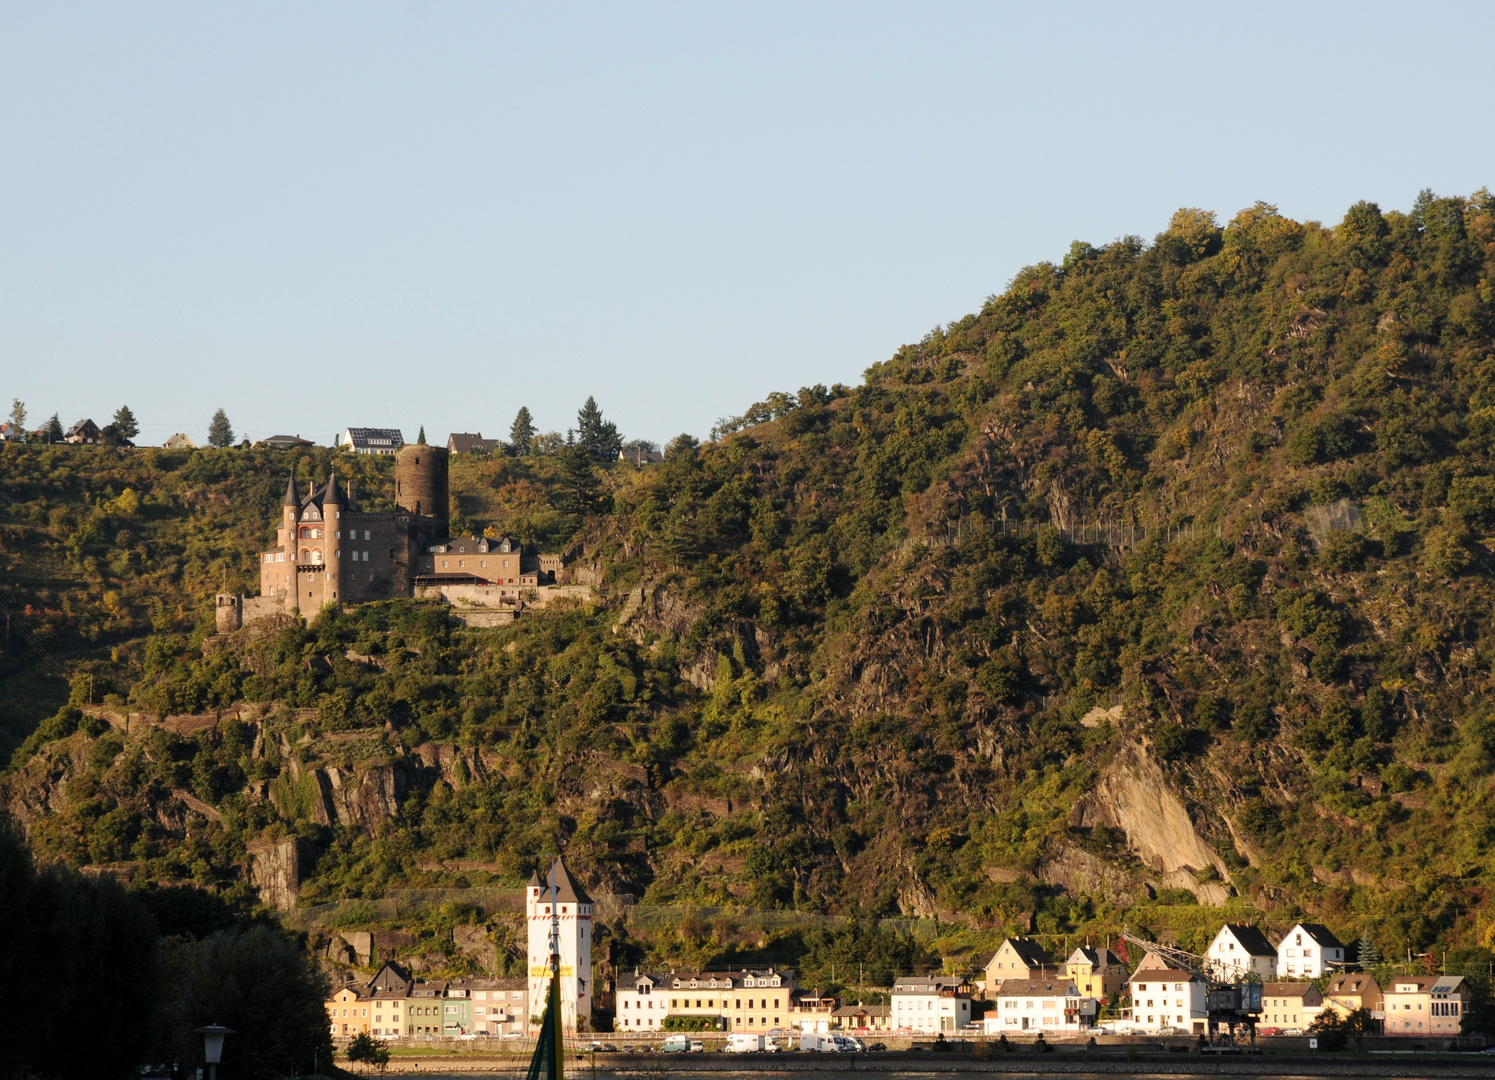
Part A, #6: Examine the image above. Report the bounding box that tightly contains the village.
[324,861,1470,1050]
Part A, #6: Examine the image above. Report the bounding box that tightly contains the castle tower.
[282,474,300,612]
[322,471,343,605]
[394,444,450,539]
[526,858,593,1033]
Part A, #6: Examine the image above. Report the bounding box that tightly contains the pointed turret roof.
[283,473,299,506]
[529,857,591,904]
[324,470,342,505]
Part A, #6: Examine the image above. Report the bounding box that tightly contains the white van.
[800,1034,857,1053]
[727,1034,767,1053]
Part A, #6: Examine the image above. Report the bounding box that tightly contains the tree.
[45,413,64,443]
[555,444,608,525]
[508,406,536,454]
[575,396,623,464]
[1356,934,1380,967]
[346,1032,391,1071]
[207,408,234,448]
[417,425,427,445]
[102,405,138,447]
[8,398,26,441]
[152,924,332,1080]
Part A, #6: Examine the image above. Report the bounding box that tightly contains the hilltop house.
[1276,923,1344,978]
[1127,966,1207,1035]
[163,433,196,449]
[1384,976,1468,1036]
[891,976,974,1033]
[1064,946,1128,1001]
[447,432,502,454]
[985,976,1096,1034]
[1260,982,1322,1031]
[982,938,1053,993]
[65,418,101,444]
[1207,924,1278,980]
[338,427,405,455]
[257,434,315,450]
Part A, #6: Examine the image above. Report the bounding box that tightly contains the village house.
[327,985,373,1038]
[367,962,413,1038]
[1260,982,1322,1031]
[1206,924,1278,980]
[985,976,1097,1034]
[447,432,502,454]
[891,976,974,1033]
[792,990,840,1033]
[982,938,1054,994]
[162,432,196,449]
[1276,923,1345,978]
[1126,967,1207,1035]
[408,980,455,1036]
[615,972,667,1031]
[1383,976,1468,1036]
[467,978,526,1035]
[1064,946,1128,1001]
[257,434,315,450]
[1323,973,1382,1021]
[831,1003,891,1033]
[65,418,101,444]
[338,427,405,454]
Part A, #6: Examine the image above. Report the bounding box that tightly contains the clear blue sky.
[3,2,1492,448]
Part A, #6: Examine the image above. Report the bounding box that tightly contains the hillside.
[5,189,1495,981]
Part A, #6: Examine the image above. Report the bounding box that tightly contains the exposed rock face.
[1038,844,1138,906]
[453,924,498,971]
[248,836,310,911]
[1070,740,1230,904]
[308,764,407,834]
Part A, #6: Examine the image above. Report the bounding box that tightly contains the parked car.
[1258,1027,1280,1036]
[689,1039,705,1053]
[866,1042,887,1052]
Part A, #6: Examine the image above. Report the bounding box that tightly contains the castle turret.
[395,443,450,539]
[323,471,343,605]
[527,857,593,1033]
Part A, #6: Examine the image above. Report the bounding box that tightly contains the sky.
[2,2,1493,449]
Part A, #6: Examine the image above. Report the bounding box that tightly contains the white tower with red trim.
[526,857,593,1033]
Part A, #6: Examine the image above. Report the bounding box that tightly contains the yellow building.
[327,985,372,1038]
[1064,946,1128,1002]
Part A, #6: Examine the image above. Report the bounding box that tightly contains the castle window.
[364,530,371,540]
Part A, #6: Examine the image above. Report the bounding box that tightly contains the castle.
[216,443,555,632]
[526,858,593,1033]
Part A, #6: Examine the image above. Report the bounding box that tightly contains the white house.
[891,976,973,1033]
[1276,922,1344,979]
[984,976,1097,1033]
[615,971,667,1031]
[526,858,593,1032]
[1126,967,1207,1035]
[1206,924,1278,980]
[338,427,405,455]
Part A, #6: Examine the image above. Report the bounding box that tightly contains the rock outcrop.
[248,836,311,911]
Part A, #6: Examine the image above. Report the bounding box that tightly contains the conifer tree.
[207,408,234,448]
[508,406,536,454]
[417,425,426,445]
[45,414,63,444]
[103,405,138,446]
[575,396,622,464]
[8,399,26,442]
[1356,935,1380,967]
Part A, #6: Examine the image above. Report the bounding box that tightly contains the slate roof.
[997,938,1054,968]
[528,856,592,904]
[1291,922,1344,949]
[448,432,502,454]
[1220,923,1277,956]
[993,977,1078,996]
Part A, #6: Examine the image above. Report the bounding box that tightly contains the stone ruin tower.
[394,443,449,540]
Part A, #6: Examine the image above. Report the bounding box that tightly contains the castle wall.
[339,512,423,603]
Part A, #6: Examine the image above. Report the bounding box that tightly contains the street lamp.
[193,1024,236,1080]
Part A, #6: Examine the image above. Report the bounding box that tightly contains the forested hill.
[5,190,1495,968]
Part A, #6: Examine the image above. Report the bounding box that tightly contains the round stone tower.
[395,443,450,538]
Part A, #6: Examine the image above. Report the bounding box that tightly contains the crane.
[1121,930,1262,1048]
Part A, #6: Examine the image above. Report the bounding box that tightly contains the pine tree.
[45,414,63,444]
[103,405,138,446]
[1356,935,1380,968]
[508,406,536,455]
[575,396,623,464]
[8,399,26,442]
[417,426,426,445]
[207,408,234,448]
[555,444,608,524]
